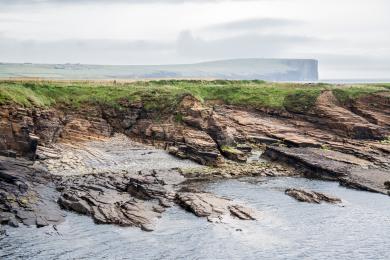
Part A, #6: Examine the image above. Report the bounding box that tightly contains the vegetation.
[332,85,388,105]
[0,80,389,113]
[220,145,243,155]
[283,89,322,113]
[381,136,390,145]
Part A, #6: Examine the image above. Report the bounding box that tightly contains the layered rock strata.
[285,188,342,204]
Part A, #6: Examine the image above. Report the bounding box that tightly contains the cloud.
[206,18,302,32]
[176,30,315,60]
[0,37,175,64]
[0,0,258,6]
[0,30,315,64]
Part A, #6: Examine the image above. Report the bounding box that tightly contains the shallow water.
[1,177,390,260]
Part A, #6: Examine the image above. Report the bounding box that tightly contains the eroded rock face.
[1,89,390,231]
[313,91,386,139]
[132,119,223,165]
[0,106,115,159]
[265,146,390,195]
[0,107,40,159]
[285,188,342,204]
[2,89,389,169]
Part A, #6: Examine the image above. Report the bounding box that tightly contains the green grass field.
[0,80,389,112]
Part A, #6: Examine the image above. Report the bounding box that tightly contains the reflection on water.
[1,177,390,260]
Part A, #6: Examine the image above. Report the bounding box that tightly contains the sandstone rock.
[313,91,386,139]
[176,191,258,221]
[57,169,185,230]
[265,146,390,195]
[220,145,247,163]
[285,188,341,204]
[132,120,223,165]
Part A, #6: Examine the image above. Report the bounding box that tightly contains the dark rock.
[57,171,171,230]
[0,156,64,228]
[247,135,279,145]
[175,191,258,221]
[285,188,342,204]
[220,146,247,163]
[265,146,390,195]
[0,225,6,236]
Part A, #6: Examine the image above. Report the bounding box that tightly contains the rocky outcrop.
[1,89,389,168]
[0,106,115,159]
[285,188,342,204]
[266,146,390,195]
[0,156,64,228]
[56,167,259,231]
[131,119,223,165]
[350,92,390,128]
[0,107,40,159]
[56,169,180,231]
[1,88,390,232]
[176,190,257,222]
[313,91,386,139]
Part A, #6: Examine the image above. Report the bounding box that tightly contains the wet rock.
[36,134,201,176]
[384,181,390,190]
[182,160,296,179]
[0,225,6,236]
[220,146,248,163]
[339,169,390,195]
[0,156,64,228]
[265,146,390,194]
[176,191,258,221]
[57,169,185,231]
[57,165,260,230]
[285,188,342,204]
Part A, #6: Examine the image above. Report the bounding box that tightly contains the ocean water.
[1,177,389,260]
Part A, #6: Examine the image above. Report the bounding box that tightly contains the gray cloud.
[177,30,315,60]
[0,31,314,64]
[0,0,258,5]
[206,18,302,32]
[0,37,175,64]
[315,53,390,72]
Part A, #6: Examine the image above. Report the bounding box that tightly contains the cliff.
[0,80,389,230]
[0,59,319,81]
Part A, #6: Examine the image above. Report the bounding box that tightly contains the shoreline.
[0,79,389,231]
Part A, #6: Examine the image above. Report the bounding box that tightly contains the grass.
[283,89,322,113]
[380,136,390,145]
[220,145,243,155]
[0,80,389,113]
[332,85,388,105]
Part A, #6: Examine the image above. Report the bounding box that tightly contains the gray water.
[1,177,390,260]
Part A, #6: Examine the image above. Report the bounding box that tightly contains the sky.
[0,0,389,79]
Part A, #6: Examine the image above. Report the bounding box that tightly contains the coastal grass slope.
[0,80,389,112]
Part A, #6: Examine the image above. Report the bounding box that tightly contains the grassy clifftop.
[0,80,389,112]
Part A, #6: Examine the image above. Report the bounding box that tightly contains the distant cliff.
[0,58,318,81]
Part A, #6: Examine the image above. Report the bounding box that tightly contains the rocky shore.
[1,82,389,231]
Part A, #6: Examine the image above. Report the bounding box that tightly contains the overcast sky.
[0,0,389,79]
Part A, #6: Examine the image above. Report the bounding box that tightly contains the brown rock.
[176,191,258,221]
[285,188,342,204]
